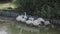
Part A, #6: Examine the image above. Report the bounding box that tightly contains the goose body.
[44,21,50,25]
[26,20,33,24]
[37,18,45,22]
[16,15,23,21]
[16,12,27,22]
[33,20,41,26]
[26,17,34,24]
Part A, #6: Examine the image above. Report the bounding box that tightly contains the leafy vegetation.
[12,0,60,19]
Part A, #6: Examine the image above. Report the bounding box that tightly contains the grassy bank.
[0,22,60,34]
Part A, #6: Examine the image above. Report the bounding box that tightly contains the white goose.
[16,12,50,26]
[16,12,27,22]
[32,18,45,26]
[44,21,50,25]
[26,17,42,26]
[26,17,34,24]
[16,15,23,21]
[23,12,27,19]
[20,12,27,22]
[37,18,45,22]
[33,20,41,26]
[37,18,50,25]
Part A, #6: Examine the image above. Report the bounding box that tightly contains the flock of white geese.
[16,12,50,26]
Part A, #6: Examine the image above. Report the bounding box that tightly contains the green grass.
[0,22,60,34]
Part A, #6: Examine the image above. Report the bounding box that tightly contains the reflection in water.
[0,31,7,34]
[0,26,8,34]
[16,25,40,34]
[16,25,39,32]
